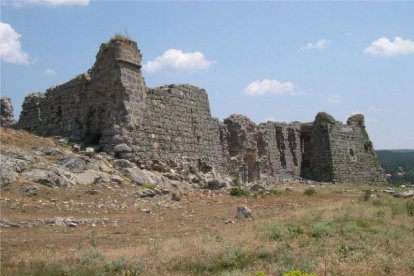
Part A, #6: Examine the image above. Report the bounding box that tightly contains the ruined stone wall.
[16,36,386,184]
[18,38,145,147]
[221,116,303,183]
[309,113,336,182]
[128,84,224,169]
[328,114,385,183]
[310,112,385,183]
[258,121,302,181]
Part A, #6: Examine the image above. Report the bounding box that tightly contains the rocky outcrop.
[0,147,34,187]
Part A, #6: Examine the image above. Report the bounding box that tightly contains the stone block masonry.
[16,36,386,184]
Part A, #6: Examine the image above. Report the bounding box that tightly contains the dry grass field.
[1,129,414,275]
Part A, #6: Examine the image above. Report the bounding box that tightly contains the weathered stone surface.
[58,156,87,173]
[0,147,34,187]
[206,179,227,190]
[75,170,110,185]
[21,186,39,196]
[393,190,414,198]
[125,167,156,185]
[171,192,181,201]
[112,159,135,169]
[137,189,156,198]
[236,205,252,219]
[0,97,16,127]
[114,144,133,158]
[0,217,115,228]
[22,168,70,187]
[85,147,95,156]
[309,112,385,184]
[32,147,62,156]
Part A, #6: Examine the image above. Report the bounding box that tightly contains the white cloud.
[328,94,340,104]
[364,36,414,56]
[244,79,295,96]
[302,38,329,50]
[3,0,89,7]
[0,21,29,65]
[143,49,215,73]
[43,68,56,76]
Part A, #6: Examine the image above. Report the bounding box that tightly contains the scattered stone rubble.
[0,217,115,228]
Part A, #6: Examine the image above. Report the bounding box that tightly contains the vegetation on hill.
[376,150,414,184]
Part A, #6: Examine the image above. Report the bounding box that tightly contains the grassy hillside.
[376,150,414,184]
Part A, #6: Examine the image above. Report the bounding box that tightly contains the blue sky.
[1,1,413,149]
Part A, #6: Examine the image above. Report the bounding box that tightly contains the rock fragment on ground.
[236,205,252,219]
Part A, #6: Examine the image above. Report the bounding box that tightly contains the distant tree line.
[376,150,414,184]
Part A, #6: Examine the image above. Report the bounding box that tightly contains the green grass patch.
[143,183,157,190]
[304,188,316,196]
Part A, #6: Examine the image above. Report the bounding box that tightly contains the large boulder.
[22,168,71,187]
[113,143,133,159]
[206,179,228,190]
[58,156,87,173]
[0,147,34,187]
[75,170,111,185]
[125,167,156,185]
[236,205,252,219]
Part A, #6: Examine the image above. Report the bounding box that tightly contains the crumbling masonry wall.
[16,36,386,184]
[310,113,385,183]
[128,84,224,168]
[18,38,146,147]
[220,115,303,183]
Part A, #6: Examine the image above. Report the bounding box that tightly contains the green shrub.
[311,222,331,238]
[267,222,285,240]
[406,202,414,216]
[105,257,128,272]
[230,187,247,196]
[232,176,241,186]
[282,269,318,276]
[287,224,304,238]
[131,260,145,274]
[81,249,105,266]
[304,188,316,196]
[390,203,405,217]
[372,199,383,206]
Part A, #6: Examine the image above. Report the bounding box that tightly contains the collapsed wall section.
[258,121,302,181]
[221,115,303,183]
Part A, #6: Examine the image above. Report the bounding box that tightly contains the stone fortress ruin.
[13,36,385,184]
